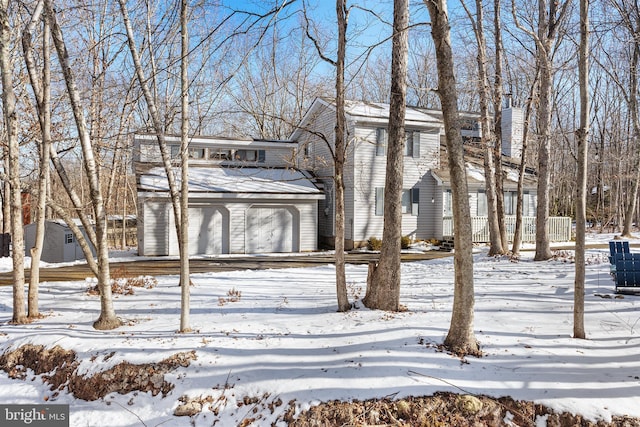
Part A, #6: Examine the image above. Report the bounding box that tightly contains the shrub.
[401,235,412,249]
[367,237,383,251]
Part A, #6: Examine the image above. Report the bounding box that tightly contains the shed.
[24,219,96,263]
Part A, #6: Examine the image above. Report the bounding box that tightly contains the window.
[404,130,420,157]
[188,147,205,159]
[504,191,518,215]
[402,188,419,215]
[235,150,266,162]
[375,187,384,216]
[376,187,419,216]
[477,190,487,216]
[443,190,453,216]
[376,128,387,156]
[65,233,74,244]
[210,149,232,160]
[170,145,180,159]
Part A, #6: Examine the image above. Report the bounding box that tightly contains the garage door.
[246,207,294,253]
[187,207,226,255]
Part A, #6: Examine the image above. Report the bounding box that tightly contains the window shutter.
[413,131,420,158]
[375,187,384,216]
[411,188,419,216]
[376,128,387,156]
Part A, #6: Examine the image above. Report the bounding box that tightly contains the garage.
[246,206,297,253]
[187,206,228,255]
[167,206,229,255]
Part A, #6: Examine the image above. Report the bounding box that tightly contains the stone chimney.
[501,96,524,158]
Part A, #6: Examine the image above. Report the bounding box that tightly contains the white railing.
[442,216,572,243]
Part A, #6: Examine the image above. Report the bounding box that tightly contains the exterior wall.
[138,199,170,256]
[295,102,338,248]
[350,126,441,245]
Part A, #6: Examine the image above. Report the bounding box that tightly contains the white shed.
[24,219,96,263]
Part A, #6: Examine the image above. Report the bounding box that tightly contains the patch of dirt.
[282,393,640,427]
[0,344,195,401]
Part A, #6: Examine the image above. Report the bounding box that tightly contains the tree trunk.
[461,0,502,256]
[493,0,508,251]
[179,0,191,332]
[22,0,51,319]
[426,0,480,357]
[511,84,536,256]
[574,0,589,340]
[44,0,120,330]
[0,0,27,324]
[363,0,409,311]
[334,0,350,312]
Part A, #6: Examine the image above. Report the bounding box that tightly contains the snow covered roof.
[139,167,323,196]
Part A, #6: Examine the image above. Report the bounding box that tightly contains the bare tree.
[0,0,26,324]
[493,0,508,250]
[363,0,409,311]
[179,0,191,332]
[425,0,480,356]
[574,0,589,340]
[117,0,189,317]
[44,0,120,330]
[22,0,50,319]
[460,0,503,256]
[304,0,351,311]
[512,0,572,261]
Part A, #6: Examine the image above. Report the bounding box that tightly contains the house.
[133,100,571,256]
[24,219,96,263]
[133,134,324,256]
[291,98,570,249]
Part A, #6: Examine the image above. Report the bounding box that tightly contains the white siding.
[351,126,442,244]
[140,200,170,256]
[296,103,337,245]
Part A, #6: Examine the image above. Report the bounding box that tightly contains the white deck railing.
[442,216,572,243]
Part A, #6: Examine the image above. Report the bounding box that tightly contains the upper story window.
[165,145,266,163]
[377,128,421,158]
[64,233,74,244]
[170,145,180,159]
[376,128,387,156]
[235,149,266,162]
[188,147,205,159]
[405,130,421,158]
[210,149,232,160]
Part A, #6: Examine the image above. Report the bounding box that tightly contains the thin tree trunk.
[0,0,27,324]
[334,0,350,312]
[179,0,191,332]
[363,0,409,311]
[426,0,480,357]
[493,0,508,250]
[511,81,536,256]
[22,0,50,319]
[44,0,120,330]
[461,0,502,256]
[574,0,589,340]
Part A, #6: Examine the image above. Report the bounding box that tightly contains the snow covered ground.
[1,232,640,426]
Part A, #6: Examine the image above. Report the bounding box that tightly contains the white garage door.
[188,207,226,255]
[246,207,294,253]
